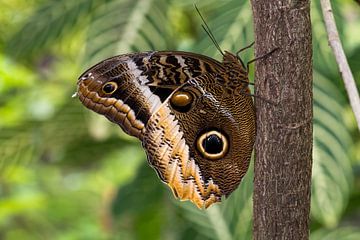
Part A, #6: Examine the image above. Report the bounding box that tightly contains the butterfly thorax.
[221,51,250,95]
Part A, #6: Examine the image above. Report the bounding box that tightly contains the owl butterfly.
[76,8,255,209]
[75,48,255,208]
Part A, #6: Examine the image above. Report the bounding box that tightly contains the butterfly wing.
[143,74,255,208]
[76,51,255,208]
[77,51,224,138]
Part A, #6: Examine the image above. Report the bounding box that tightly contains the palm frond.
[83,0,172,65]
[311,71,354,228]
[6,0,106,60]
[310,0,355,228]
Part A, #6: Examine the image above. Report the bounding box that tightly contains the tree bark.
[251,1,312,240]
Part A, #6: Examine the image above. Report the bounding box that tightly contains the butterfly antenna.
[195,5,224,57]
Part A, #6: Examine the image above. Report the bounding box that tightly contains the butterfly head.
[223,51,247,74]
[223,50,238,63]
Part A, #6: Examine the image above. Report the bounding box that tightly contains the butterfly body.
[77,51,255,208]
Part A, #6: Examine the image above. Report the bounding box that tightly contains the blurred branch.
[320,0,360,132]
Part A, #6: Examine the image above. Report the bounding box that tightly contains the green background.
[0,0,359,239]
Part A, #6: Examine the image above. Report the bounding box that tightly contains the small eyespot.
[170,91,194,112]
[102,82,118,94]
[196,130,229,160]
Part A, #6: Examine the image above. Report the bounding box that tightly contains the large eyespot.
[196,130,229,160]
[102,82,118,94]
[170,90,194,112]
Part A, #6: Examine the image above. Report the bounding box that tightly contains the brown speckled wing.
[76,50,255,208]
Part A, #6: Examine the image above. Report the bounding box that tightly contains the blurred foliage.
[0,0,359,239]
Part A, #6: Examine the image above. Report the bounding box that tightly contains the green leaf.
[84,0,172,65]
[311,227,360,240]
[111,163,168,240]
[6,0,106,60]
[311,71,354,228]
[112,163,166,215]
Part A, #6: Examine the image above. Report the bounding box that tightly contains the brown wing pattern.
[76,50,255,208]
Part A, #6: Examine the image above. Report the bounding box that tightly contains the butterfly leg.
[236,42,255,69]
[236,81,278,106]
[246,47,279,72]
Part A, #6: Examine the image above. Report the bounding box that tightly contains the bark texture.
[250,1,312,239]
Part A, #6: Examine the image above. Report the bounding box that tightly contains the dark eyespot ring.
[170,91,194,112]
[102,82,118,94]
[196,130,229,160]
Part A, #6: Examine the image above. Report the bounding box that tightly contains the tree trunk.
[250,1,313,240]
